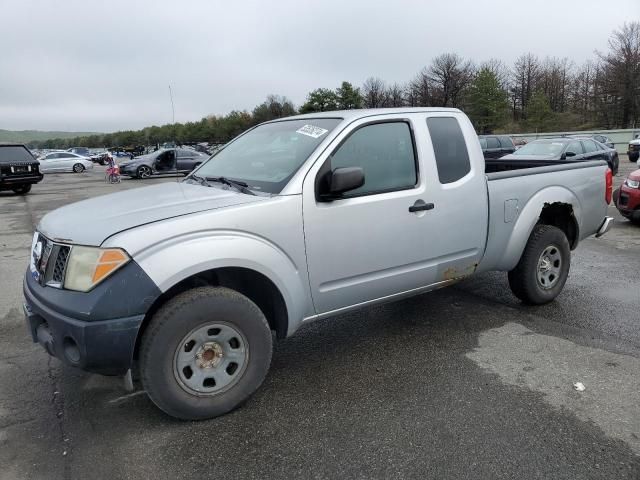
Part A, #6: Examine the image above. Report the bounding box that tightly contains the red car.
[615,169,640,225]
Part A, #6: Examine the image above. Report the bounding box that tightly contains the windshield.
[513,140,565,156]
[191,118,341,194]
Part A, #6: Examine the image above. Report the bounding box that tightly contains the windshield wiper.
[206,176,256,196]
[188,173,210,186]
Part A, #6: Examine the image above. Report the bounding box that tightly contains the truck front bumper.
[22,260,161,375]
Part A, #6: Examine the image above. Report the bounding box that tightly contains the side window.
[329,122,417,196]
[582,140,597,153]
[486,137,500,148]
[427,117,471,184]
[566,141,583,155]
[479,138,487,149]
[499,136,514,148]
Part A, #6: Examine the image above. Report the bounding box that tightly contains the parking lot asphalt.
[1,159,639,480]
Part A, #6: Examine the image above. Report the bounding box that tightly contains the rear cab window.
[426,117,471,184]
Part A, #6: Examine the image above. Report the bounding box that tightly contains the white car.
[37,152,94,173]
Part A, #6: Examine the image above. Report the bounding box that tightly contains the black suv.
[479,135,516,159]
[0,144,43,194]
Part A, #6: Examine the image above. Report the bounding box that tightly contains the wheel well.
[538,202,579,249]
[134,267,288,359]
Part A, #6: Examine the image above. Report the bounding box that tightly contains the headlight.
[64,246,130,292]
[625,179,640,189]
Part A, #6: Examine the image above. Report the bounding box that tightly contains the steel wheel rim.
[173,322,249,396]
[537,244,562,289]
[139,166,151,178]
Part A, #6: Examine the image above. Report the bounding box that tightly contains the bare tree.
[428,53,475,107]
[362,77,388,108]
[480,58,510,90]
[406,68,432,106]
[538,57,573,113]
[511,53,542,119]
[385,83,405,107]
[597,22,640,127]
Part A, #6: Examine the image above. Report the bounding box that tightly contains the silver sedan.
[38,152,94,173]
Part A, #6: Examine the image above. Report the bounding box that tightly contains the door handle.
[409,202,434,213]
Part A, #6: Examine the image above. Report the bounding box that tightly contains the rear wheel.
[508,225,570,305]
[12,184,31,195]
[136,165,152,179]
[140,286,273,420]
[72,163,85,173]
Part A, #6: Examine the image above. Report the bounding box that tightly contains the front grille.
[52,246,70,283]
[32,233,71,288]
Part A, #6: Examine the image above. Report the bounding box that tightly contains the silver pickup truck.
[24,108,613,420]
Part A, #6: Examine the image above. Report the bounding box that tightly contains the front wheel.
[140,286,273,420]
[508,225,570,305]
[72,163,85,173]
[12,184,32,194]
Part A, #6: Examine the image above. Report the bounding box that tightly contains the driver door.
[302,117,437,314]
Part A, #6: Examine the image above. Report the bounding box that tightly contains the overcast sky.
[1,0,638,132]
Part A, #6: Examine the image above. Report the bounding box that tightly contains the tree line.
[33,22,639,149]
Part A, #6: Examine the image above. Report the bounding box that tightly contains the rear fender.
[496,186,581,271]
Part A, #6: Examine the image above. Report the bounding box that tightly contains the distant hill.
[0,129,101,144]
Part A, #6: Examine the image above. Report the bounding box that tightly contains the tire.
[136,165,152,179]
[508,225,570,305]
[140,286,273,420]
[12,184,31,195]
[72,163,85,173]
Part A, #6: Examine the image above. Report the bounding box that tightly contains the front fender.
[496,186,581,271]
[133,231,311,336]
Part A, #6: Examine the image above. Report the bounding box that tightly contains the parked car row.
[481,136,619,175]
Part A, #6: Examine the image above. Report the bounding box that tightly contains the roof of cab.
[272,107,463,123]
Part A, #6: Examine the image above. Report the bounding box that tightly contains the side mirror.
[325,167,365,197]
[565,151,576,158]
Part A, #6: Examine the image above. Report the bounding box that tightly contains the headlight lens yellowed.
[64,246,130,292]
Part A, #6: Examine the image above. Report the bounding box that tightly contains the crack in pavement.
[47,356,72,479]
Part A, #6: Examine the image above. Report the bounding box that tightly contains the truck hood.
[38,182,266,246]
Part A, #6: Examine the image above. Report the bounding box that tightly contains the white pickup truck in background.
[24,108,613,419]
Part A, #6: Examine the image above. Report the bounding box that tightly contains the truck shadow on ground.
[49,287,640,479]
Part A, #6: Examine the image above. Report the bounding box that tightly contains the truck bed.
[477,160,609,274]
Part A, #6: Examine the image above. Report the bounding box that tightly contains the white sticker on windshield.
[296,124,329,139]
